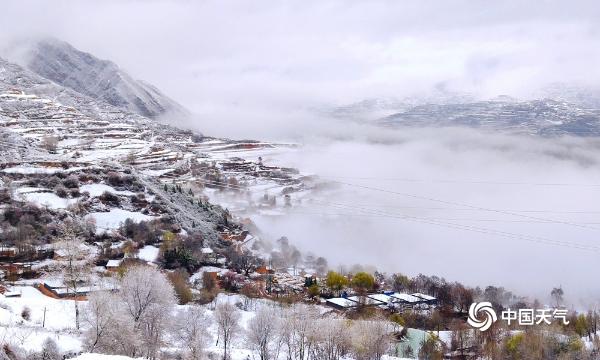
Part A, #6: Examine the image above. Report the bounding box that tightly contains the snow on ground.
[1,165,87,174]
[0,286,82,352]
[141,168,175,176]
[137,245,159,263]
[19,191,80,209]
[0,285,420,359]
[189,266,229,284]
[86,209,157,234]
[0,286,77,331]
[80,183,136,197]
[15,187,47,194]
[71,354,146,360]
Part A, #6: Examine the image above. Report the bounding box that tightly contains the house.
[105,259,122,271]
[347,295,386,307]
[390,293,424,304]
[0,247,16,258]
[325,297,359,310]
[201,247,217,263]
[41,282,94,298]
[411,292,437,305]
[367,293,395,305]
[201,247,214,255]
[0,263,32,280]
[255,265,274,275]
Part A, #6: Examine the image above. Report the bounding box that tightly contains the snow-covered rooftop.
[106,259,122,268]
[347,295,385,306]
[367,293,394,304]
[412,292,437,301]
[201,247,214,254]
[325,297,358,308]
[390,293,422,303]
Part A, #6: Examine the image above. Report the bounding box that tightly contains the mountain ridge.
[24,38,188,120]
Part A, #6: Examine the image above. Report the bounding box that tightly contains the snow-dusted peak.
[26,38,188,120]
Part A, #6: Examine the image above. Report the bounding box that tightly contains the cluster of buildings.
[326,291,437,311]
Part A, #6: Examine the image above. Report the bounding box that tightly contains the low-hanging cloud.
[2,0,600,134]
[247,127,600,305]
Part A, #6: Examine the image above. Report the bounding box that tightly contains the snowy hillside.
[0,55,313,218]
[25,38,188,120]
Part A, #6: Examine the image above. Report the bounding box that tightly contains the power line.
[158,173,600,252]
[297,208,600,224]
[326,179,600,232]
[320,175,600,188]
[192,177,600,251]
[303,200,600,215]
[197,178,600,218]
[306,198,600,253]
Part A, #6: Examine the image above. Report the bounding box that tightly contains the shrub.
[202,272,217,292]
[0,190,10,203]
[106,172,122,186]
[99,191,120,206]
[21,306,31,321]
[54,185,68,198]
[168,269,193,304]
[69,188,81,198]
[62,175,80,189]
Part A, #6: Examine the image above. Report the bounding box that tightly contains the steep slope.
[0,56,229,243]
[0,55,309,231]
[25,38,187,119]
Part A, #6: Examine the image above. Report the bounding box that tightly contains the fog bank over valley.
[241,125,600,302]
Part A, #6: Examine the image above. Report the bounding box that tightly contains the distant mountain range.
[330,91,600,137]
[377,97,600,137]
[24,38,188,119]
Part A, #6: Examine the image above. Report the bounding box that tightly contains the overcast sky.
[2,0,600,119]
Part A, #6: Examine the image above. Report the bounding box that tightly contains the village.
[0,221,437,315]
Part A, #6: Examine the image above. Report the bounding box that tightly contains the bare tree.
[551,286,564,307]
[350,318,395,360]
[450,321,475,358]
[229,248,263,276]
[280,304,317,360]
[83,291,118,352]
[215,301,240,360]
[247,305,282,360]
[175,306,213,360]
[119,266,177,359]
[309,316,350,360]
[32,337,62,360]
[56,220,90,330]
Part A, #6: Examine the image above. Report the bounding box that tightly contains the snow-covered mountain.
[539,83,600,110]
[0,54,310,222]
[328,92,475,121]
[24,38,188,119]
[378,97,600,137]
